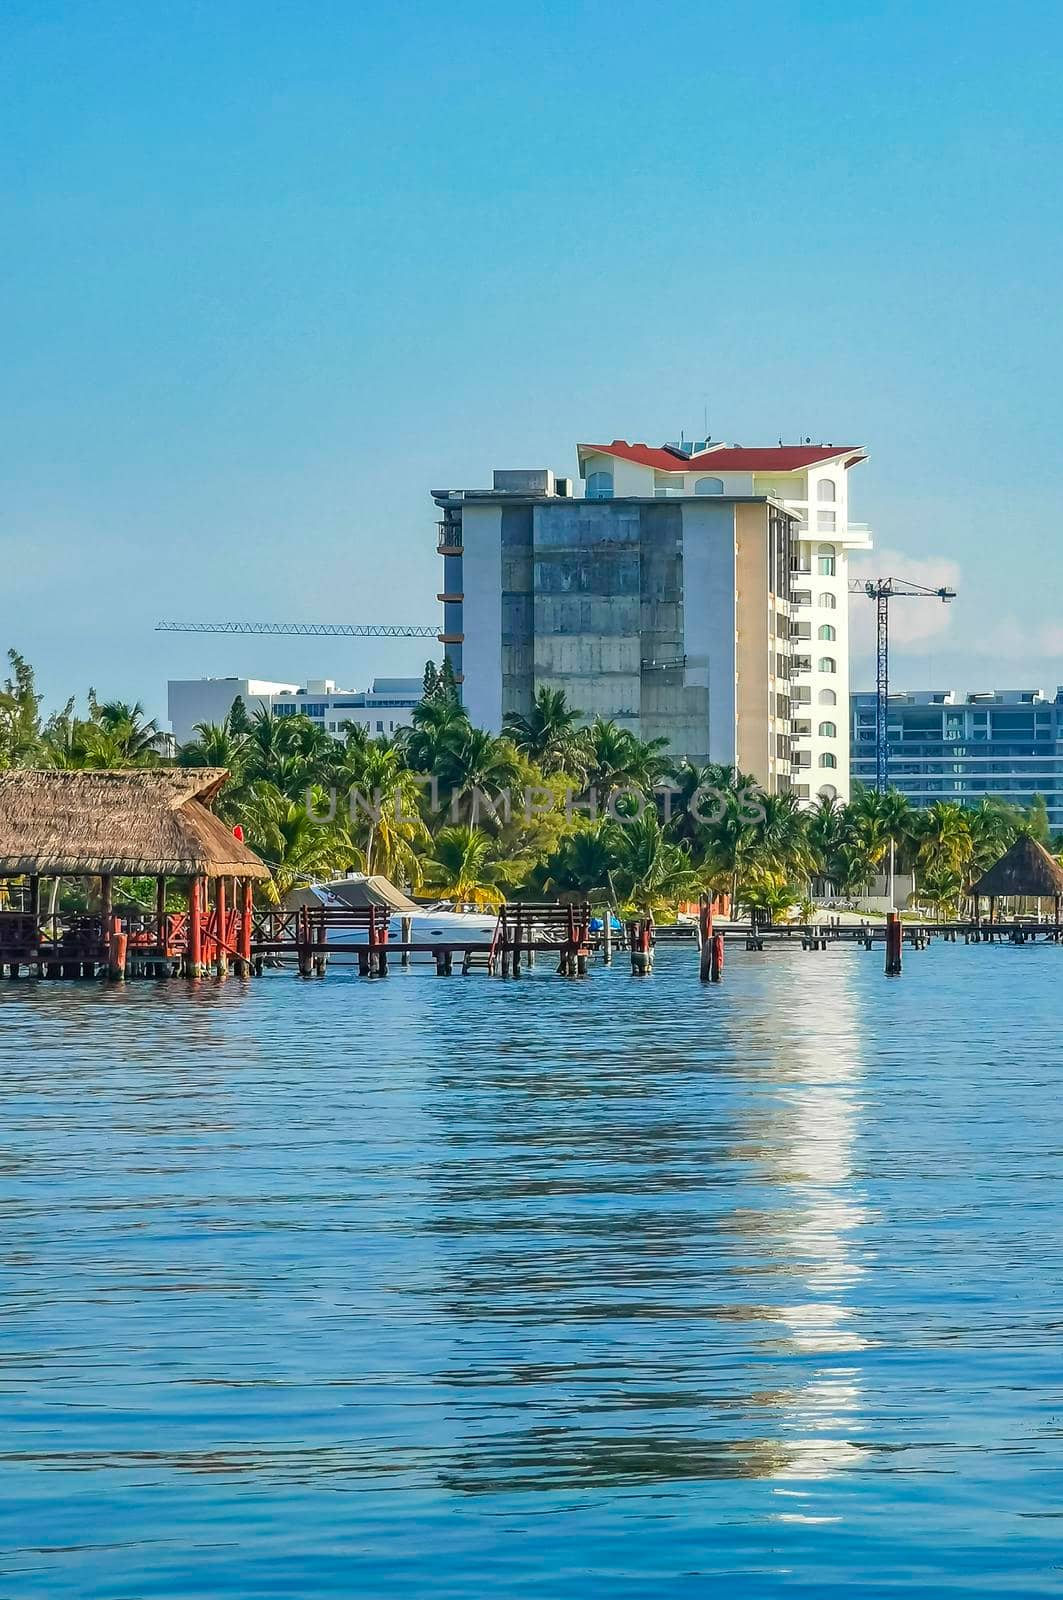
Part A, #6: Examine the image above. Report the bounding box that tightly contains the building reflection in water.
[419,950,874,1495]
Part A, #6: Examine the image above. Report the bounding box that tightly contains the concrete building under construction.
[432,461,800,794]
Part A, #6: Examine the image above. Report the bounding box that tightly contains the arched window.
[818,783,838,801]
[819,591,836,609]
[586,470,614,500]
[818,544,836,576]
[818,656,836,673]
[818,720,837,738]
[818,623,836,641]
[694,476,724,495]
[819,752,838,769]
[818,688,837,706]
[817,478,836,502]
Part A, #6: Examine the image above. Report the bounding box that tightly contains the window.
[654,471,680,497]
[818,544,836,576]
[817,478,836,502]
[818,591,836,609]
[819,688,837,706]
[375,720,384,732]
[817,623,836,641]
[819,783,838,801]
[586,470,614,500]
[817,510,836,531]
[818,656,836,673]
[694,476,724,495]
[818,720,837,738]
[819,752,838,769]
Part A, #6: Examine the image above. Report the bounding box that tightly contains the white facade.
[168,676,422,745]
[168,678,299,745]
[577,442,872,800]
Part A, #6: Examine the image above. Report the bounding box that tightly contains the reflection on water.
[1,944,1062,1596]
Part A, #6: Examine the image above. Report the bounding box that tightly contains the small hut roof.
[0,769,271,879]
[970,834,1063,900]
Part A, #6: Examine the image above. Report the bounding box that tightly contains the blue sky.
[4,0,1062,720]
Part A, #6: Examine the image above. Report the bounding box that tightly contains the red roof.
[578,440,865,474]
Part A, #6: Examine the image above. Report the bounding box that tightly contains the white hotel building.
[437,439,872,801]
[167,676,422,747]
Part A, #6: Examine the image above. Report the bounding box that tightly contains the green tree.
[422,825,509,908]
[0,651,44,766]
[504,687,585,777]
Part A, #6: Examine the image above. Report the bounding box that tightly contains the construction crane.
[156,621,438,639]
[848,577,957,792]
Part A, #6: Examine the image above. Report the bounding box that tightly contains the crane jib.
[155,621,439,637]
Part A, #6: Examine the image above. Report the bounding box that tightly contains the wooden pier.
[2,770,1062,986]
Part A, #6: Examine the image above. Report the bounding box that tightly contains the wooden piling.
[698,895,713,981]
[215,878,229,978]
[885,911,903,975]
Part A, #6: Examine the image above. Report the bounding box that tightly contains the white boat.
[285,877,497,964]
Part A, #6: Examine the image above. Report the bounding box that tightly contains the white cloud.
[847,547,962,651]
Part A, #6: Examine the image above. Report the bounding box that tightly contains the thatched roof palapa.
[969,834,1063,901]
[0,769,271,879]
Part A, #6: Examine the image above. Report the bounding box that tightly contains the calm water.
[1,944,1061,1597]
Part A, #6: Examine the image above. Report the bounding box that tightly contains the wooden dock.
[1,896,1059,984]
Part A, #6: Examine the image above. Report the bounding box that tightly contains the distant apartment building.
[168,676,421,746]
[851,689,1063,828]
[433,463,799,793]
[433,439,871,797]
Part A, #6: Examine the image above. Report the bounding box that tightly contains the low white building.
[168,676,422,746]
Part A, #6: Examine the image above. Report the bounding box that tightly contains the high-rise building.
[433,464,799,794]
[851,688,1063,827]
[434,439,872,798]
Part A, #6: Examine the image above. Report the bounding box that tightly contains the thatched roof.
[970,834,1063,900]
[0,769,271,879]
[285,874,420,914]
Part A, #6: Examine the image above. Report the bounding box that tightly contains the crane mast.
[848,578,956,792]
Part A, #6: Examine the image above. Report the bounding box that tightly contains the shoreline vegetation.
[1,651,1057,921]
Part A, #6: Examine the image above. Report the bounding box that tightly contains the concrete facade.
[432,473,798,792]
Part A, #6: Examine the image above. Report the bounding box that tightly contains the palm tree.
[421,825,508,908]
[241,784,359,902]
[582,718,670,795]
[341,741,430,885]
[400,696,470,774]
[611,808,700,914]
[0,651,43,767]
[539,821,620,899]
[178,718,249,773]
[433,726,522,808]
[504,688,585,777]
[913,801,973,907]
[91,698,165,763]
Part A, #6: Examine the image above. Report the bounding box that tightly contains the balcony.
[437,519,462,554]
[792,655,812,674]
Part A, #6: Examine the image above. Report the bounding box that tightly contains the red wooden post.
[156,876,167,957]
[711,931,724,982]
[699,893,714,981]
[187,877,203,975]
[238,879,253,976]
[215,878,228,978]
[885,910,902,975]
